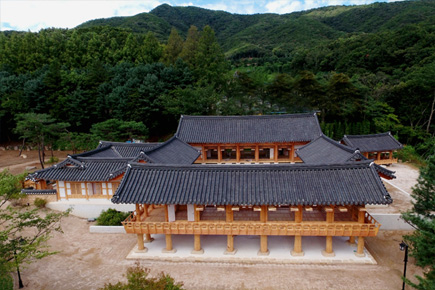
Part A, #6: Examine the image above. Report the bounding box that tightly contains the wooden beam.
[290,206,299,212]
[195,205,204,211]
[338,206,348,212]
[231,206,240,211]
[217,205,225,211]
[268,206,277,211]
[253,206,262,212]
[304,206,313,212]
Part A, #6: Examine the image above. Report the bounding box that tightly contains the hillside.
[77,0,435,58]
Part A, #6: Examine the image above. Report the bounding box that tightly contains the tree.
[90,119,148,142]
[0,170,68,290]
[100,262,184,290]
[179,25,200,67]
[161,28,183,65]
[140,32,163,64]
[14,113,69,169]
[402,154,435,289]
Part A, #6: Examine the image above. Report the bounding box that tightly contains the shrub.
[100,262,184,290]
[96,208,130,226]
[397,145,425,166]
[48,156,59,164]
[34,198,47,208]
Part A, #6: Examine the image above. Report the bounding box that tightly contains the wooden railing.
[375,158,398,165]
[122,212,381,237]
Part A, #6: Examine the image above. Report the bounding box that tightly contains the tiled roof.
[97,141,161,158]
[33,157,130,181]
[341,132,403,152]
[31,137,199,182]
[143,136,200,164]
[297,135,396,179]
[296,135,359,164]
[21,189,57,195]
[175,113,322,144]
[112,162,392,206]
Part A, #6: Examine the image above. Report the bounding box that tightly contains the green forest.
[0,0,434,158]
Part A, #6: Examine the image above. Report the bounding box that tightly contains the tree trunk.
[18,138,25,157]
[426,93,435,133]
[38,143,44,169]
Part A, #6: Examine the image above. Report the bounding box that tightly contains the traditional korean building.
[296,134,396,179]
[25,137,200,201]
[175,113,322,164]
[112,161,392,257]
[341,132,403,165]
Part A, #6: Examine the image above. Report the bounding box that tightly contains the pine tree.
[402,154,435,290]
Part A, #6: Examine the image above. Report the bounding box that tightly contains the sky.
[1,0,403,32]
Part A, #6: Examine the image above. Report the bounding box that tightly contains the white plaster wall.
[46,200,135,218]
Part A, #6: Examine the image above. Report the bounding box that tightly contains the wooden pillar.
[194,205,201,221]
[376,152,381,162]
[364,152,369,158]
[258,235,269,256]
[143,204,148,218]
[322,206,335,257]
[292,205,304,256]
[162,234,176,253]
[389,150,393,161]
[358,207,366,223]
[348,235,356,246]
[135,234,147,252]
[236,144,240,162]
[255,145,259,162]
[192,234,204,254]
[164,205,169,222]
[355,236,365,257]
[290,144,295,163]
[202,145,207,162]
[218,145,222,162]
[224,205,236,254]
[274,145,278,162]
[258,205,269,255]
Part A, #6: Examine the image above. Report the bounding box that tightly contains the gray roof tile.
[341,132,403,152]
[175,113,322,143]
[112,162,392,206]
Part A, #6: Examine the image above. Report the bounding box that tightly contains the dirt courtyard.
[0,150,425,289]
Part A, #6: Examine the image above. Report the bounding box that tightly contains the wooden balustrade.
[122,211,381,237]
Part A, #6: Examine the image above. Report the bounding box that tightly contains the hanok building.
[341,132,403,165]
[112,161,392,257]
[25,137,200,201]
[175,113,322,164]
[296,134,396,180]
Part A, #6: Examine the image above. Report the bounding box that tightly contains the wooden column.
[258,235,269,256]
[255,145,259,162]
[202,145,207,162]
[135,234,147,253]
[236,144,240,162]
[162,234,176,253]
[218,145,222,162]
[355,236,365,257]
[258,205,269,255]
[376,152,381,162]
[194,205,201,222]
[192,234,204,254]
[292,205,304,256]
[322,206,335,257]
[274,145,278,162]
[290,144,295,163]
[224,205,236,254]
[164,205,169,222]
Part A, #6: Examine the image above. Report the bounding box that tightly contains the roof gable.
[97,141,161,158]
[341,132,403,152]
[175,113,322,144]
